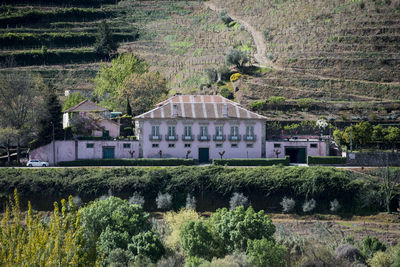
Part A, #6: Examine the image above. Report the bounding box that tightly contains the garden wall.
[346,152,400,166]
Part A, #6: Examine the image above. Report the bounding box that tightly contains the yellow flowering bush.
[230,73,241,82]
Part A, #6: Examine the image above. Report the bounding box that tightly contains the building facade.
[135,95,267,162]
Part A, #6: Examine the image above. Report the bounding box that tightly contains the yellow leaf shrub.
[230,73,241,82]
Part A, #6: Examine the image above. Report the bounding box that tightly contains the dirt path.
[204,1,400,89]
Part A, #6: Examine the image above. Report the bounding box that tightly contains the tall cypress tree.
[126,98,132,116]
[94,20,118,57]
[37,90,64,146]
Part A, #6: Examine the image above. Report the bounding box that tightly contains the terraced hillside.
[208,0,400,119]
[0,1,255,94]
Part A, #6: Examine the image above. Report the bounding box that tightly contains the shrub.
[335,244,365,263]
[250,100,266,111]
[230,73,241,82]
[200,253,251,267]
[225,49,248,70]
[362,235,386,258]
[129,191,145,206]
[218,65,231,81]
[108,248,133,266]
[210,206,276,253]
[247,238,287,267]
[330,199,341,212]
[180,221,220,261]
[229,192,249,210]
[219,87,234,100]
[218,10,233,25]
[307,156,347,165]
[128,231,165,263]
[205,68,218,84]
[157,253,185,267]
[296,98,316,109]
[212,158,290,166]
[185,256,209,267]
[268,96,286,105]
[302,199,316,213]
[367,250,393,267]
[186,193,197,210]
[280,197,295,213]
[156,192,173,211]
[164,209,200,250]
[58,158,195,166]
[263,29,270,41]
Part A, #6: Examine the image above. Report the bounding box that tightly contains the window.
[168,126,176,137]
[215,126,223,136]
[152,144,159,148]
[152,126,160,137]
[246,126,254,136]
[86,143,94,148]
[184,126,192,137]
[168,144,175,148]
[231,143,238,148]
[216,144,223,148]
[310,144,318,148]
[123,143,131,149]
[274,143,281,148]
[246,144,253,148]
[200,126,208,136]
[230,126,239,136]
[184,144,191,148]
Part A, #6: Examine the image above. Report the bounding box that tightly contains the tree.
[94,20,118,56]
[225,49,249,71]
[0,127,19,165]
[93,53,148,110]
[37,88,64,146]
[0,72,41,164]
[247,238,287,267]
[119,72,168,116]
[63,92,85,112]
[384,126,400,152]
[342,122,373,151]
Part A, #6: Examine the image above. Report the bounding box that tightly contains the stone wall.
[346,152,400,166]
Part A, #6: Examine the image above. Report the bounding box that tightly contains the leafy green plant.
[247,238,287,267]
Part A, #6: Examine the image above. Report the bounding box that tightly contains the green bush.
[250,100,266,111]
[219,87,233,100]
[247,238,287,267]
[212,157,290,166]
[58,158,196,166]
[307,156,347,165]
[362,235,387,259]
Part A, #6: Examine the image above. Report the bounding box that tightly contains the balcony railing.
[243,135,257,142]
[165,135,178,141]
[182,135,194,141]
[149,135,162,141]
[213,134,226,141]
[197,134,210,141]
[228,135,241,141]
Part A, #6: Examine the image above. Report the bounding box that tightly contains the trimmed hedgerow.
[307,156,347,165]
[212,157,290,166]
[58,158,195,167]
[0,166,382,213]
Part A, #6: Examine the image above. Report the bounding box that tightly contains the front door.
[103,147,115,159]
[285,147,306,163]
[198,148,209,163]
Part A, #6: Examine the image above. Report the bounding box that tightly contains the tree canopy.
[94,20,118,56]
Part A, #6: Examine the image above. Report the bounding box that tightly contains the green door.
[198,148,209,163]
[103,147,115,159]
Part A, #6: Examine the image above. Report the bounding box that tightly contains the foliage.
[164,209,200,250]
[129,191,145,206]
[210,206,276,253]
[247,238,287,267]
[186,193,197,210]
[330,199,341,212]
[0,190,88,266]
[199,253,251,267]
[250,100,266,111]
[230,73,241,82]
[58,158,196,166]
[219,87,234,100]
[302,199,316,213]
[93,53,148,110]
[367,250,394,267]
[180,221,221,261]
[362,235,387,258]
[94,20,118,56]
[205,68,218,84]
[212,157,290,166]
[63,92,85,112]
[296,98,316,109]
[268,96,286,105]
[185,256,209,267]
[229,192,249,210]
[218,10,233,25]
[217,65,231,81]
[128,231,165,262]
[156,192,173,211]
[120,71,168,115]
[307,156,347,165]
[225,49,248,71]
[335,244,365,263]
[280,197,295,213]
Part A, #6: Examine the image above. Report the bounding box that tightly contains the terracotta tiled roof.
[135,95,268,120]
[64,100,109,113]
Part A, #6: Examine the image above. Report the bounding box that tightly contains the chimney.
[173,104,178,118]
[222,104,228,118]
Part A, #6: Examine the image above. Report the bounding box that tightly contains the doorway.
[198,148,209,163]
[103,147,115,159]
[285,147,306,163]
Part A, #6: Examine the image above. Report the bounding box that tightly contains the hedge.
[307,156,347,165]
[0,32,138,49]
[58,158,196,166]
[212,157,290,166]
[0,166,383,214]
[0,0,120,7]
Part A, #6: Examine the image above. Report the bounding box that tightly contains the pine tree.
[94,20,118,56]
[37,90,63,146]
